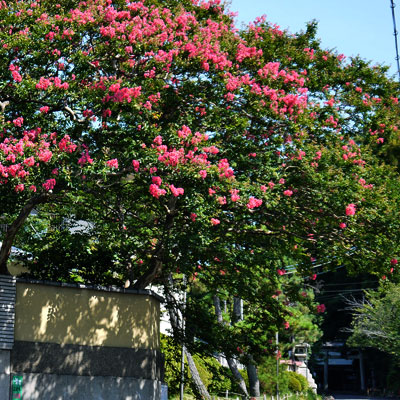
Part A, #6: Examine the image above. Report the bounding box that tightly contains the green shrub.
[290,371,308,391]
[160,334,188,396]
[161,334,232,397]
[288,374,302,392]
[258,356,290,394]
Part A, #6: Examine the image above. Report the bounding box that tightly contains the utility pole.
[180,275,187,400]
[276,331,279,400]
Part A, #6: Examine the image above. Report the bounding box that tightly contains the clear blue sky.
[229,0,398,78]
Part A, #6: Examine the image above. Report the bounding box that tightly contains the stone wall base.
[0,350,10,400]
[18,373,161,400]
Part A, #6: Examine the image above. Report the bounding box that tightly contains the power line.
[320,288,375,293]
[390,0,400,82]
[321,281,377,287]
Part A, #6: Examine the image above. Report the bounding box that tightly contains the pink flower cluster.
[42,178,56,191]
[345,203,356,216]
[106,159,118,169]
[149,184,166,198]
[316,304,326,313]
[247,197,262,209]
[170,184,184,197]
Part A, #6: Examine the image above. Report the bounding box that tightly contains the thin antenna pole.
[390,0,400,82]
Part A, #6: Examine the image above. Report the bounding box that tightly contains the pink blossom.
[178,125,191,139]
[102,109,112,117]
[211,218,220,226]
[42,178,56,191]
[247,197,262,209]
[279,178,285,184]
[152,176,162,186]
[199,170,207,179]
[40,106,50,113]
[217,196,227,205]
[149,184,166,198]
[190,213,197,222]
[132,160,140,172]
[391,258,398,265]
[15,184,24,192]
[283,190,293,197]
[58,135,77,153]
[106,159,118,169]
[38,150,52,163]
[283,321,290,329]
[316,304,326,313]
[24,157,35,167]
[339,222,347,229]
[29,185,37,192]
[170,184,184,197]
[230,189,240,202]
[78,150,93,166]
[13,117,24,127]
[345,203,356,216]
[12,70,22,82]
[277,269,286,276]
[36,77,52,90]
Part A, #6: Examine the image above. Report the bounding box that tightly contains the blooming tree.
[1,0,400,395]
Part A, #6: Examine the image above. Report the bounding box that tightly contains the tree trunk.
[213,295,249,398]
[185,348,211,400]
[165,276,211,399]
[233,296,242,322]
[233,297,260,397]
[0,195,48,275]
[247,358,260,397]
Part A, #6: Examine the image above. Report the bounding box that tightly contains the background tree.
[347,281,400,363]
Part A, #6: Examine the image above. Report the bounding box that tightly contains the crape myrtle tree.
[1,0,400,396]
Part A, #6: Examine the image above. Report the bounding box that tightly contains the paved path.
[332,394,393,400]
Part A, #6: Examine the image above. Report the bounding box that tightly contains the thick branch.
[133,197,177,289]
[0,195,49,275]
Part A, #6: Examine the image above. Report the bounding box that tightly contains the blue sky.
[229,0,398,78]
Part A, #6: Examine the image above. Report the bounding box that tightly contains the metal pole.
[180,344,185,400]
[390,0,400,82]
[359,349,366,392]
[180,275,187,400]
[276,331,279,400]
[306,344,309,382]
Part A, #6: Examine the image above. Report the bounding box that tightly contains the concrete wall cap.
[15,277,164,303]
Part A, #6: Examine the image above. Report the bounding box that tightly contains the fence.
[209,394,301,400]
